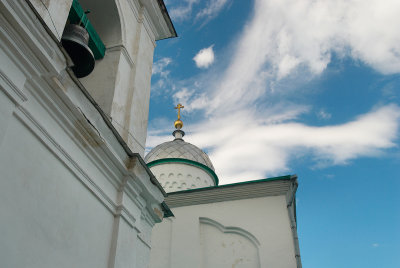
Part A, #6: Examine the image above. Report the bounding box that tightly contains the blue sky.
[147,0,400,267]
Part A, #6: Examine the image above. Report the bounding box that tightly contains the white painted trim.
[126,0,141,22]
[141,7,156,47]
[148,0,171,38]
[0,69,28,103]
[139,0,176,40]
[124,0,156,47]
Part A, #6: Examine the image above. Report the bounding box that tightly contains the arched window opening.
[62,0,123,116]
[61,0,106,78]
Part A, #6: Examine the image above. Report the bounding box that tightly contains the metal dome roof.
[145,139,215,171]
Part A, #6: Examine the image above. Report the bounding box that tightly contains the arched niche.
[199,217,261,268]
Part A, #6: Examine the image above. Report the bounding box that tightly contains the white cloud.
[372,243,380,248]
[317,109,332,120]
[196,0,229,22]
[169,0,199,21]
[183,0,400,115]
[168,0,228,24]
[193,45,215,68]
[189,104,400,182]
[152,57,172,77]
[151,57,173,95]
[148,0,400,183]
[148,105,400,183]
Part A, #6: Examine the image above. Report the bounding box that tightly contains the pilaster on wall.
[108,2,150,157]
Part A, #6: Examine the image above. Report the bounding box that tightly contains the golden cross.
[174,103,184,120]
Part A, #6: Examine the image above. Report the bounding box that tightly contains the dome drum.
[149,161,216,193]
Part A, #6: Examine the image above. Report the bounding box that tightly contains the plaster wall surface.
[150,163,216,192]
[0,116,114,267]
[150,195,297,268]
[0,1,167,267]
[80,48,121,115]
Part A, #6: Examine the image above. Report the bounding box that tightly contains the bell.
[62,24,95,78]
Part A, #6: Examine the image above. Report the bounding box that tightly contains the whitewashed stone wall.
[150,195,298,268]
[0,1,170,267]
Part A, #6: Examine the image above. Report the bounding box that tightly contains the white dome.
[145,128,218,192]
[145,139,215,171]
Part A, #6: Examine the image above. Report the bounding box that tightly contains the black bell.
[62,24,95,78]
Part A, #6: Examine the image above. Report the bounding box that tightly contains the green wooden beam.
[67,0,105,59]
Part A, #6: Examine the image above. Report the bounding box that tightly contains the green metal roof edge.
[167,174,293,195]
[147,158,219,186]
[161,201,174,218]
[156,0,178,39]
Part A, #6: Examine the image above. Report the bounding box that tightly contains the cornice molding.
[139,0,176,40]
[165,177,293,208]
[107,44,135,68]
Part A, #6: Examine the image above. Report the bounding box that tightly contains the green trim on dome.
[147,158,219,186]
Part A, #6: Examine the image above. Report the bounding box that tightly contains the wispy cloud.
[193,45,215,68]
[195,0,229,24]
[151,57,173,95]
[148,0,400,183]
[148,104,400,182]
[152,57,172,77]
[169,0,199,21]
[179,0,400,115]
[168,0,229,25]
[318,109,332,120]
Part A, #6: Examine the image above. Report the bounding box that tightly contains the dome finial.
[173,103,185,140]
[174,103,184,130]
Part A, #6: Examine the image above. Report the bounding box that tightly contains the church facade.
[147,109,302,268]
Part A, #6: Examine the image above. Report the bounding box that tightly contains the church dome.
[145,104,218,193]
[145,139,215,171]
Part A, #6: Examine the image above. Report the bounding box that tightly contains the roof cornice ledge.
[165,175,294,208]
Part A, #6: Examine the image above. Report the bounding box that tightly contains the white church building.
[0,0,301,267]
[147,107,302,268]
